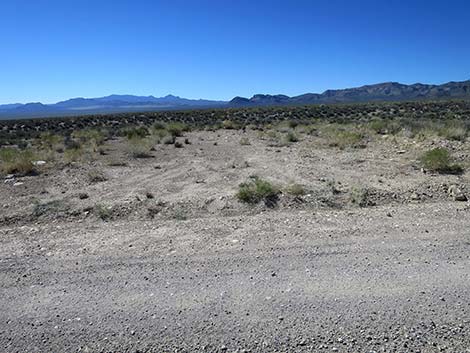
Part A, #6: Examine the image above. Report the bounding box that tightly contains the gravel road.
[1,202,469,352]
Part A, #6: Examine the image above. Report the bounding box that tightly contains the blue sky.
[1,0,469,104]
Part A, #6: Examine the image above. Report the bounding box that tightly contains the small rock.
[448,185,467,201]
[410,193,420,201]
[33,160,47,166]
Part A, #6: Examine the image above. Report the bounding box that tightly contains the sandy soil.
[1,129,469,352]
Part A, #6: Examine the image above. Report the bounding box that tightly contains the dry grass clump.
[350,187,370,207]
[0,148,36,175]
[167,122,189,137]
[284,183,306,196]
[94,204,113,221]
[73,129,106,146]
[367,119,402,135]
[87,169,108,183]
[222,119,239,129]
[126,137,154,158]
[322,125,366,149]
[239,137,251,145]
[438,120,467,141]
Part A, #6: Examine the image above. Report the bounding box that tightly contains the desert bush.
[32,199,69,218]
[87,169,108,183]
[325,127,366,149]
[127,137,153,158]
[438,120,467,141]
[284,183,305,196]
[124,127,149,140]
[167,122,189,137]
[73,129,106,145]
[0,148,36,175]
[162,135,176,145]
[237,177,279,205]
[350,187,370,207]
[38,132,63,150]
[284,130,299,143]
[420,148,463,174]
[222,119,238,129]
[152,121,167,131]
[63,144,85,163]
[94,204,113,221]
[368,119,401,135]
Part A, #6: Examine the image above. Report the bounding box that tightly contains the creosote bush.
[237,177,279,205]
[420,148,463,174]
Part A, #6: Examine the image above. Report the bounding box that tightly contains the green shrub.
[124,127,149,140]
[0,148,36,175]
[167,122,189,137]
[420,148,463,174]
[237,177,279,204]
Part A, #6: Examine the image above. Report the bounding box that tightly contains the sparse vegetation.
[420,148,464,174]
[0,148,36,175]
[88,169,108,183]
[239,137,251,145]
[324,126,366,149]
[94,204,113,221]
[350,187,370,207]
[126,137,154,158]
[222,119,238,129]
[167,122,189,137]
[237,177,279,205]
[284,183,305,196]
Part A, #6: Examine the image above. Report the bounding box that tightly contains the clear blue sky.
[1,0,469,104]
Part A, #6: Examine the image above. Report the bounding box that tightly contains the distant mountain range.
[1,80,470,120]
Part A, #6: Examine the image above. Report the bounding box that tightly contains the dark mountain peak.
[163,94,180,99]
[230,96,251,105]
